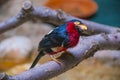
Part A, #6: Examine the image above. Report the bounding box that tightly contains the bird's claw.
[50,55,62,64]
[51,57,62,64]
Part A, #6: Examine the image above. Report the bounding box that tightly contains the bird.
[30,19,87,69]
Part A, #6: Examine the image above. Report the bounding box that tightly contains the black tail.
[29,50,45,69]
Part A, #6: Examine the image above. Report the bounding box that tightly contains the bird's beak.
[78,24,87,31]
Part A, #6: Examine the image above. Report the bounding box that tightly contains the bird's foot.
[50,55,62,64]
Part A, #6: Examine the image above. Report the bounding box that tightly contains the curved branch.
[1,33,119,80]
[32,6,120,34]
[0,0,119,34]
[0,0,33,34]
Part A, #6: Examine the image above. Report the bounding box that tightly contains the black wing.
[39,24,69,49]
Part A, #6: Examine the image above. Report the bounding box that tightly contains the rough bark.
[0,0,119,34]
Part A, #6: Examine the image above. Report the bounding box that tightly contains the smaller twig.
[22,0,32,10]
[0,0,33,34]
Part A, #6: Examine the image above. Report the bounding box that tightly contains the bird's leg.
[50,55,62,64]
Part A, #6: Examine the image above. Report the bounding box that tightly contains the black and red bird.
[30,19,87,69]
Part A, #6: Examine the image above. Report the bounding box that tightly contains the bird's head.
[69,19,87,33]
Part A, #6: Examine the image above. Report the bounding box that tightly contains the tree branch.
[32,6,120,34]
[0,0,119,34]
[0,0,32,34]
[0,33,120,80]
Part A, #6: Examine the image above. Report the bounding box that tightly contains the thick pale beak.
[78,24,87,31]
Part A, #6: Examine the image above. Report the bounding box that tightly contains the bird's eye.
[74,21,80,26]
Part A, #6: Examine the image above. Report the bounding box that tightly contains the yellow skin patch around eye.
[74,21,80,26]
[74,21,87,31]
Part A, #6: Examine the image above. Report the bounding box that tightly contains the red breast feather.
[66,22,80,47]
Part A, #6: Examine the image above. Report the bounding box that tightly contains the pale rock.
[0,36,33,70]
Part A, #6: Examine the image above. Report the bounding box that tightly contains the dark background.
[90,0,120,27]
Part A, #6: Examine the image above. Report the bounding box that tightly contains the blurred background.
[0,0,120,80]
